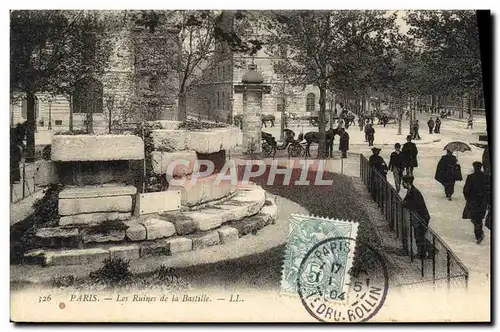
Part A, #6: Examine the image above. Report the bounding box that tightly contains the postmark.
[297,237,389,322]
[281,214,359,296]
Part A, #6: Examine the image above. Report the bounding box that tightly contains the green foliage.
[405,10,483,96]
[89,257,132,286]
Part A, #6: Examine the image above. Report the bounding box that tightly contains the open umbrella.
[444,141,472,153]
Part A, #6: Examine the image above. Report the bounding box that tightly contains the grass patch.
[237,164,382,277]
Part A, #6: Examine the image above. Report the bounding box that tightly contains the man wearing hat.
[402,135,419,176]
[369,147,388,179]
[402,175,431,259]
[388,143,405,193]
[462,162,489,244]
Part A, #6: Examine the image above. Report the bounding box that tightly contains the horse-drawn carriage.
[261,129,305,158]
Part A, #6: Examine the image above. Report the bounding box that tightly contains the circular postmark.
[297,237,389,323]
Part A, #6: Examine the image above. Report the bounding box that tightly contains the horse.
[262,114,275,128]
[304,128,342,158]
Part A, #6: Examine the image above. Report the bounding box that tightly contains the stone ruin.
[24,122,277,266]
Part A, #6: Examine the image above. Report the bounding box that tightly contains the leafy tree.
[264,10,399,157]
[405,10,483,115]
[10,10,114,159]
[132,10,263,121]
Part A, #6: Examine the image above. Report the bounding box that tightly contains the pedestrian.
[388,143,405,193]
[462,162,489,244]
[434,149,462,201]
[365,123,375,147]
[402,175,431,259]
[369,147,388,179]
[338,128,349,159]
[467,114,474,129]
[434,117,441,134]
[427,117,435,134]
[10,136,22,185]
[358,116,364,131]
[413,120,421,140]
[402,135,419,176]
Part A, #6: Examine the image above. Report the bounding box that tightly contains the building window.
[217,91,220,109]
[306,93,316,112]
[55,120,62,126]
[72,78,104,114]
[222,66,225,81]
[276,97,284,113]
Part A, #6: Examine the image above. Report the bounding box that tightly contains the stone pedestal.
[234,64,271,155]
[242,90,263,154]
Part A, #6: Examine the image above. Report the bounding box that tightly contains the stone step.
[160,184,266,233]
[59,185,137,199]
[23,197,278,266]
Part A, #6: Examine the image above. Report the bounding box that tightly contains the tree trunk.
[69,94,74,132]
[178,91,187,121]
[25,91,36,162]
[318,84,327,159]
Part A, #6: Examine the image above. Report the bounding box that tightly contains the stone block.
[34,160,58,186]
[139,241,170,257]
[124,221,147,241]
[136,191,182,215]
[59,195,132,216]
[185,209,223,231]
[34,227,81,248]
[59,212,120,227]
[228,215,267,236]
[155,120,182,130]
[44,248,110,266]
[152,127,241,154]
[217,227,239,244]
[59,185,137,199]
[165,237,192,254]
[140,218,176,240]
[81,230,125,244]
[190,231,220,250]
[260,200,278,225]
[160,214,198,235]
[171,173,237,207]
[151,150,197,177]
[51,135,144,162]
[109,245,140,260]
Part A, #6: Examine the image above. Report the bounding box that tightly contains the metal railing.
[10,161,37,204]
[360,154,469,288]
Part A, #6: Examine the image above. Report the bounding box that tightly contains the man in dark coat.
[413,120,421,140]
[434,117,441,133]
[402,135,418,176]
[365,123,375,147]
[10,137,22,184]
[338,128,349,159]
[435,149,461,200]
[402,175,431,259]
[427,117,435,134]
[462,162,489,244]
[388,143,405,193]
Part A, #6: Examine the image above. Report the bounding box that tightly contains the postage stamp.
[281,214,359,296]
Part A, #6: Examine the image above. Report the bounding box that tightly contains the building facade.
[10,17,180,133]
[185,11,321,123]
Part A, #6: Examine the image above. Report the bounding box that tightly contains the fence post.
[432,235,436,283]
[22,161,26,199]
[446,251,451,289]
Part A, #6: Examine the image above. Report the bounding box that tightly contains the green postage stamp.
[281,214,359,298]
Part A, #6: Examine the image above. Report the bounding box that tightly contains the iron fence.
[10,161,37,204]
[360,154,469,288]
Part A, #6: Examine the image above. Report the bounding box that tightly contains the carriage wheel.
[288,144,304,158]
[262,141,276,158]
